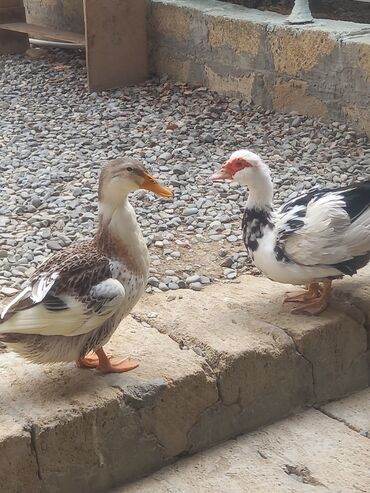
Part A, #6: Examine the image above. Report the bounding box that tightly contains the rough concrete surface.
[320,387,370,437]
[1,268,370,492]
[0,319,217,493]
[148,0,370,136]
[116,390,370,493]
[135,266,370,409]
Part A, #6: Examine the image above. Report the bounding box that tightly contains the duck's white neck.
[96,198,149,275]
[245,169,274,210]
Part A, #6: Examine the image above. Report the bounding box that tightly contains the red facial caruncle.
[211,158,251,181]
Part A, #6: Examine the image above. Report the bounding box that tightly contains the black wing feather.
[281,181,370,222]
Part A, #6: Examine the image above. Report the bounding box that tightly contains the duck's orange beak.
[140,171,173,198]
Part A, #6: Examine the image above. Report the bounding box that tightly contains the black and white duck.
[212,149,370,315]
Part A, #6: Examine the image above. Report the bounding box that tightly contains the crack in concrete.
[138,311,320,409]
[29,424,42,481]
[316,406,369,439]
[114,384,170,458]
[132,304,370,455]
[134,311,318,423]
[271,323,318,404]
[131,314,238,452]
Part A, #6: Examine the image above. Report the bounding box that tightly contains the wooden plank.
[0,28,27,53]
[0,6,26,21]
[0,22,85,44]
[0,5,28,54]
[84,0,148,92]
[0,1,23,8]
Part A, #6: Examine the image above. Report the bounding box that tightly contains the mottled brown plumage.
[0,157,172,373]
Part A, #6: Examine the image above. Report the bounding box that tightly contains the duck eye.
[127,167,133,172]
[235,162,243,168]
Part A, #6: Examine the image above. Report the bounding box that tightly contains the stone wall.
[22,0,370,135]
[148,0,370,136]
[24,0,84,33]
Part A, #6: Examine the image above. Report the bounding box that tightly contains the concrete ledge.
[148,0,370,136]
[1,269,369,492]
[119,389,370,493]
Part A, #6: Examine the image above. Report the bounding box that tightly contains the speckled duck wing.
[0,241,126,337]
[275,182,370,272]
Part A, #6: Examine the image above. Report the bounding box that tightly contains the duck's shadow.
[0,355,143,423]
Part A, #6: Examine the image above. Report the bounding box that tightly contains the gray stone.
[158,283,169,291]
[148,277,159,287]
[47,241,62,251]
[183,208,199,216]
[1,286,18,296]
[159,152,172,161]
[199,276,211,284]
[202,133,215,144]
[0,250,8,259]
[31,196,42,208]
[189,282,202,291]
[221,257,233,268]
[186,275,201,284]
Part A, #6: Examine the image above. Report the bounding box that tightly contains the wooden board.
[0,22,85,44]
[84,0,148,92]
[0,4,28,54]
[0,0,23,7]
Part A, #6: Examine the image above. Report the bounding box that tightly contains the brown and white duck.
[0,158,172,373]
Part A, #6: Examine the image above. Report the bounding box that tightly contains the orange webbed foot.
[76,348,139,374]
[283,283,321,304]
[288,280,332,316]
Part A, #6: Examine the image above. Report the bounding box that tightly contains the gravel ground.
[0,48,369,299]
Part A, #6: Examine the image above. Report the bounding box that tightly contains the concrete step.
[1,268,369,492]
[116,388,370,493]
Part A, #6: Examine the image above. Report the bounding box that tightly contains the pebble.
[183,208,199,216]
[47,240,62,251]
[193,346,203,357]
[159,152,172,161]
[189,282,202,291]
[186,275,201,284]
[1,286,18,296]
[148,277,159,287]
[31,197,42,208]
[0,250,8,259]
[221,257,234,268]
[0,50,369,299]
[199,276,211,284]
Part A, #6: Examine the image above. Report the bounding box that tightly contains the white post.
[287,0,314,24]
